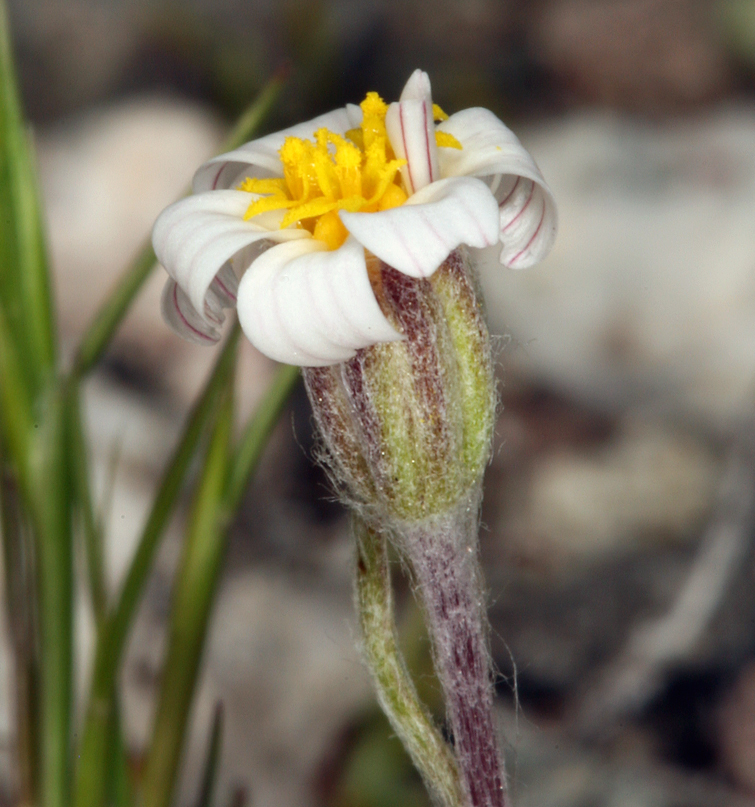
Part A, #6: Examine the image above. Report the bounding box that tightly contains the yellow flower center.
[238,92,462,250]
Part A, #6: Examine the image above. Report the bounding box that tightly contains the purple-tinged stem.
[400,506,508,807]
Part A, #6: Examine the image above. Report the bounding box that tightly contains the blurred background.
[4,0,755,805]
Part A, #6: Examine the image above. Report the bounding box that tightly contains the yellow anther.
[239,90,459,249]
[280,197,337,229]
[243,194,296,221]
[362,91,388,118]
[313,210,349,250]
[238,177,288,195]
[377,184,408,211]
[344,128,364,149]
[435,131,463,150]
[432,104,449,121]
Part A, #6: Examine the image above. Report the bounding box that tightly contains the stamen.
[238,90,459,250]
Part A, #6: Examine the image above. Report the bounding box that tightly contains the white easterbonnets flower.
[153,69,557,366]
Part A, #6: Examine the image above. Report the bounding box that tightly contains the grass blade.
[73,325,239,807]
[0,458,39,806]
[30,382,74,807]
[141,378,235,807]
[0,0,55,390]
[0,302,35,486]
[195,704,224,807]
[69,387,107,620]
[224,362,299,515]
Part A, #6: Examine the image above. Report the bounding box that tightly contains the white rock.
[500,424,720,569]
[180,569,372,807]
[479,107,755,431]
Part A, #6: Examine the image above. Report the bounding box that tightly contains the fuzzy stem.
[354,517,464,807]
[399,504,508,807]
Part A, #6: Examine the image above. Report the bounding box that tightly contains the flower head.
[153,70,557,365]
[153,72,559,807]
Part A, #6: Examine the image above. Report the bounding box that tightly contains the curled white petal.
[437,107,557,268]
[193,108,355,192]
[340,176,499,278]
[152,189,308,324]
[237,237,402,366]
[385,70,439,194]
[161,279,222,345]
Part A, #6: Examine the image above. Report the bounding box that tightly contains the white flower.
[153,70,557,366]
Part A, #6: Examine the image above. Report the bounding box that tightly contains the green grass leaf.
[195,702,224,807]
[73,325,239,807]
[141,373,236,807]
[0,0,56,393]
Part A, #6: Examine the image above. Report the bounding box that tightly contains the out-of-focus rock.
[531,0,731,110]
[717,660,755,794]
[498,704,755,807]
[38,96,221,347]
[10,0,143,120]
[496,424,720,571]
[480,107,755,432]
[177,566,371,807]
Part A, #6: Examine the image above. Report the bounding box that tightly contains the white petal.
[209,264,239,308]
[237,237,402,366]
[345,103,363,128]
[152,189,309,324]
[340,176,499,278]
[193,108,355,192]
[437,107,558,268]
[399,69,433,103]
[385,70,439,194]
[161,279,222,345]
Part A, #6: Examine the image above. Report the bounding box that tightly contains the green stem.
[73,325,240,807]
[0,300,34,481]
[224,362,299,514]
[354,517,464,807]
[140,360,299,807]
[69,387,107,620]
[0,0,56,391]
[141,381,235,807]
[106,692,133,807]
[72,75,285,379]
[0,459,38,807]
[1,312,72,807]
[195,703,224,807]
[32,383,74,807]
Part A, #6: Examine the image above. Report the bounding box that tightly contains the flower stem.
[399,505,508,807]
[354,516,464,807]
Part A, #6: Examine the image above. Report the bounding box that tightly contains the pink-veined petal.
[437,107,557,268]
[237,236,402,366]
[161,279,222,345]
[340,176,499,278]
[385,70,440,195]
[152,189,309,325]
[193,108,356,192]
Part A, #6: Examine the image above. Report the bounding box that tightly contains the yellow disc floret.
[239,91,461,250]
